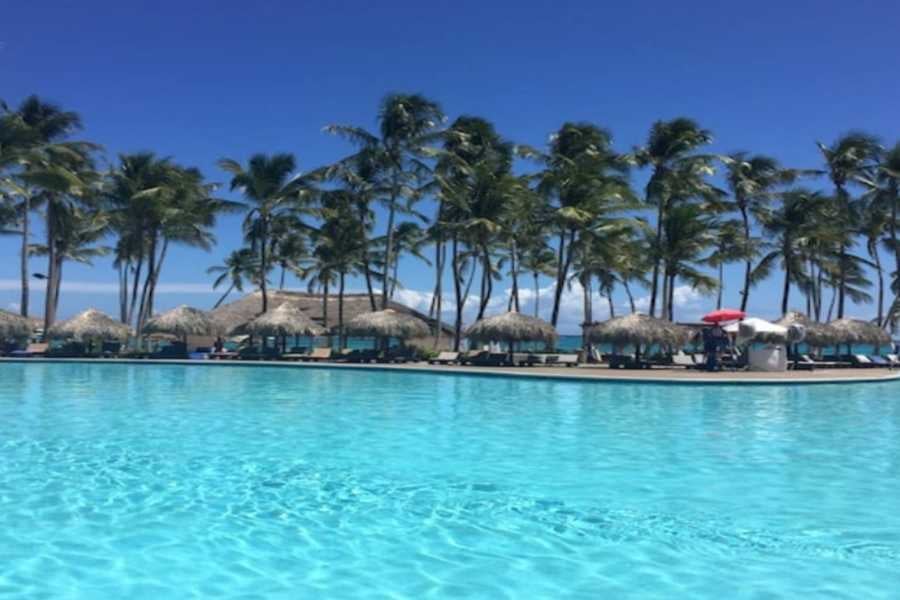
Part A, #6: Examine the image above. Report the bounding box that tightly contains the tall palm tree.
[658,204,717,321]
[325,93,444,310]
[219,153,307,313]
[754,190,828,314]
[0,96,83,318]
[857,199,889,325]
[636,118,714,317]
[207,248,259,309]
[871,142,900,329]
[537,122,634,327]
[30,205,110,320]
[721,153,795,311]
[817,132,882,318]
[707,219,746,310]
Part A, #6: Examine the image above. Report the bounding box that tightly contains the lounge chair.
[101,341,122,358]
[280,347,309,361]
[46,341,88,358]
[302,347,332,362]
[379,347,416,364]
[348,349,379,363]
[886,354,899,367]
[459,350,487,365]
[150,342,189,360]
[8,342,48,358]
[510,352,539,367]
[671,351,698,369]
[797,353,846,369]
[849,354,874,368]
[867,355,891,367]
[471,352,509,367]
[429,351,460,365]
[209,350,239,360]
[550,353,579,368]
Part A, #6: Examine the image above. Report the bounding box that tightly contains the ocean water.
[1,362,898,598]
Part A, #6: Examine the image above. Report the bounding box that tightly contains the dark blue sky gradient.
[3,1,900,329]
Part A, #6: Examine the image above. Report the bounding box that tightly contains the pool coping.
[2,357,899,386]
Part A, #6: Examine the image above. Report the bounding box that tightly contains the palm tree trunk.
[42,200,58,332]
[118,262,127,323]
[213,283,235,309]
[551,229,576,326]
[533,271,540,318]
[873,245,884,326]
[432,237,445,348]
[890,180,899,328]
[338,271,345,348]
[260,215,269,313]
[660,264,670,320]
[509,239,520,313]
[451,234,463,351]
[739,204,752,312]
[716,262,724,310]
[127,255,143,327]
[279,264,286,290]
[668,273,676,321]
[581,272,592,355]
[381,176,399,310]
[322,279,330,348]
[826,286,836,322]
[781,261,791,315]
[649,197,665,318]
[623,280,636,313]
[19,194,30,317]
[477,243,492,320]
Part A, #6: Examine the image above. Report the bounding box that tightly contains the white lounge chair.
[429,351,459,365]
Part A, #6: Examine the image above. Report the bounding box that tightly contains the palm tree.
[658,204,717,320]
[219,153,308,313]
[817,132,882,318]
[707,219,747,309]
[30,205,110,318]
[871,142,900,329]
[636,118,714,317]
[754,190,826,314]
[857,199,889,325]
[207,248,259,309]
[325,93,444,310]
[0,96,83,318]
[537,122,634,327]
[722,153,794,311]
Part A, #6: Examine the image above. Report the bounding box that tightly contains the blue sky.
[3,0,900,332]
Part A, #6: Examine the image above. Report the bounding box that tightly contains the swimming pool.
[1,362,898,598]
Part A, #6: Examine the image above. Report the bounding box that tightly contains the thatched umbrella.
[465,311,558,351]
[241,303,326,351]
[345,309,430,345]
[143,305,219,342]
[0,309,33,340]
[588,313,688,359]
[49,309,132,341]
[828,318,890,350]
[775,312,837,347]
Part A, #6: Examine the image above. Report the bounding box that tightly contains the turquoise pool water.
[1,363,898,598]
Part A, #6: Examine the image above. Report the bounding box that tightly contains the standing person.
[702,327,719,372]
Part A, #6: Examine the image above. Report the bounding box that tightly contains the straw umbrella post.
[242,303,326,352]
[143,305,220,345]
[587,313,688,361]
[465,311,558,353]
[0,309,33,342]
[827,318,891,354]
[344,309,430,349]
[48,309,132,352]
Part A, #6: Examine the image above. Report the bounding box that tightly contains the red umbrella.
[702,309,746,324]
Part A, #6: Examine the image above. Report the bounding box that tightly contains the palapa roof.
[209,291,450,336]
[588,313,688,347]
[48,308,132,340]
[238,303,326,337]
[144,305,220,337]
[827,318,891,346]
[465,311,558,344]
[344,308,430,339]
[775,312,838,346]
[0,309,33,339]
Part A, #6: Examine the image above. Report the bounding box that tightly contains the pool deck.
[2,357,899,385]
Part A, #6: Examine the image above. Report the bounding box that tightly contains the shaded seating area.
[464,311,558,368]
[46,309,132,359]
[588,314,689,369]
[343,309,430,364]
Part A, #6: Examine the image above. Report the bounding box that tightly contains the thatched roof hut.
[465,311,558,346]
[0,309,33,340]
[209,291,449,333]
[48,309,132,340]
[239,303,326,337]
[345,309,430,339]
[143,305,220,339]
[775,312,837,347]
[827,318,891,346]
[588,313,689,347]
